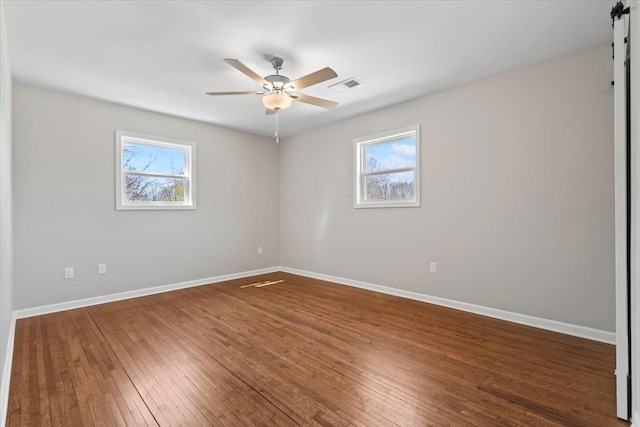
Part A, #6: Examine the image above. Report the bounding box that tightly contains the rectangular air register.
[329,78,363,93]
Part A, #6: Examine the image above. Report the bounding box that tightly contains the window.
[354,124,420,208]
[115,131,196,210]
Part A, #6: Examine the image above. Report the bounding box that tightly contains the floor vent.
[240,280,284,288]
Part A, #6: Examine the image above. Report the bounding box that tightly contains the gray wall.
[11,43,616,333]
[280,43,615,331]
[13,84,279,309]
[0,0,13,395]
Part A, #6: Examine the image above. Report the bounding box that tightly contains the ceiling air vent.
[329,78,363,93]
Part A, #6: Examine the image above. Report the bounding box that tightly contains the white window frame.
[115,130,196,210]
[354,124,420,208]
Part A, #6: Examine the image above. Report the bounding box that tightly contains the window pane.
[122,141,185,175]
[365,134,416,173]
[125,175,186,202]
[365,171,414,201]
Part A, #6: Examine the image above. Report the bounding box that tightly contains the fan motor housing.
[265,74,290,88]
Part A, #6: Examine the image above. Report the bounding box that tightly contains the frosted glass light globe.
[262,92,292,110]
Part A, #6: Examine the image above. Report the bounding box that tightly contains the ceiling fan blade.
[265,108,277,115]
[206,91,263,96]
[290,93,339,109]
[287,67,337,90]
[224,59,268,86]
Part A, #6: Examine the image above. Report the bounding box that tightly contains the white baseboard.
[13,266,280,319]
[0,313,16,427]
[10,265,617,345]
[280,266,616,344]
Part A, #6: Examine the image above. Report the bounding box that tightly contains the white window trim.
[353,124,420,208]
[115,130,196,210]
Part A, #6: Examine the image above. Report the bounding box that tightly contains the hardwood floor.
[7,272,628,426]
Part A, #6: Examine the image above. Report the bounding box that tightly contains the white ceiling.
[4,1,614,138]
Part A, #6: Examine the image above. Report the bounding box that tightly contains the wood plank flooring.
[7,272,628,426]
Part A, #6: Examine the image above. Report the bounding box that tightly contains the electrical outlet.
[257,247,263,255]
[98,264,107,275]
[430,262,438,274]
[64,267,74,279]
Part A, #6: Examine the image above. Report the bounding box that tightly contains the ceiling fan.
[206,57,339,115]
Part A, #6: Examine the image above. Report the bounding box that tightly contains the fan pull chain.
[275,110,279,144]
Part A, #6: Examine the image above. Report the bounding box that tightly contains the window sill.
[116,204,196,211]
[354,200,420,209]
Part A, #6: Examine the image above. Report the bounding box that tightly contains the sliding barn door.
[614,11,631,420]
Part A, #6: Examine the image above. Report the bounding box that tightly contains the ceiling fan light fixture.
[208,58,338,118]
[262,91,292,110]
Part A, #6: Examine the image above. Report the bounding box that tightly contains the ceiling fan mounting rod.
[270,56,285,73]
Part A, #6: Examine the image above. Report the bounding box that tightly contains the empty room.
[0,0,639,426]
